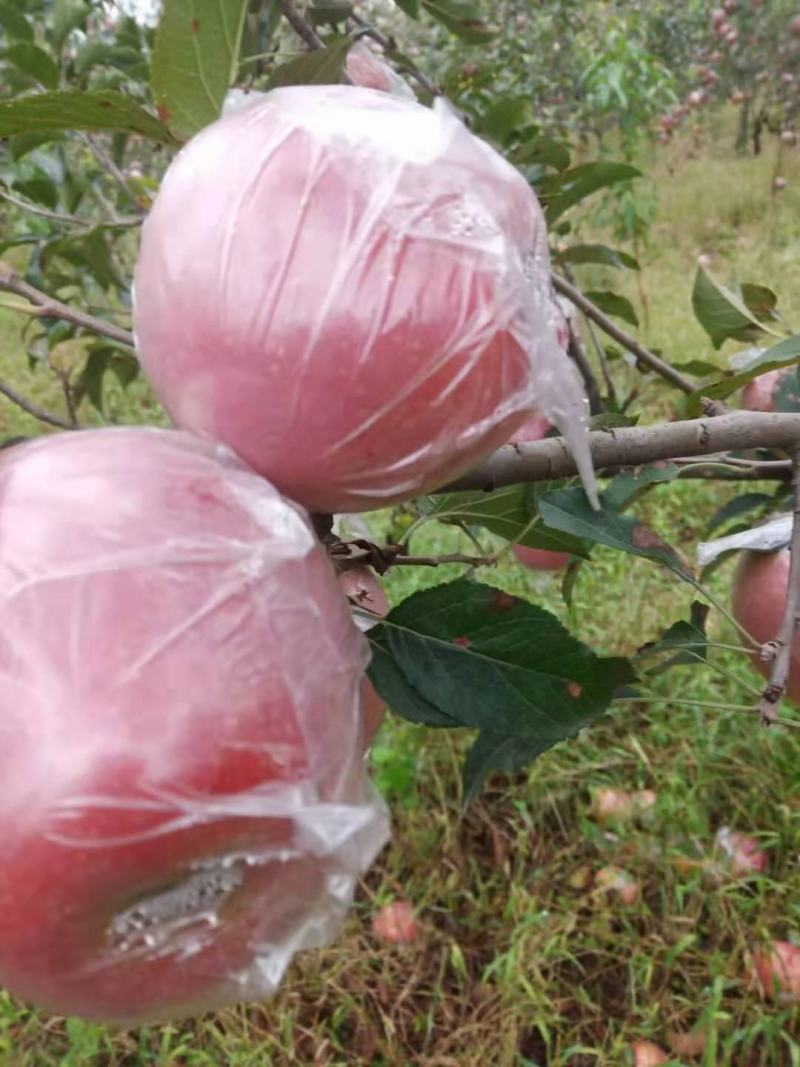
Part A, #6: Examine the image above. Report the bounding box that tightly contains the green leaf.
[51,0,89,49]
[636,602,709,675]
[427,485,591,558]
[670,359,722,378]
[538,162,640,223]
[0,3,34,42]
[684,334,800,416]
[774,367,800,412]
[708,492,773,535]
[691,268,781,350]
[479,95,530,144]
[4,43,61,90]
[266,35,350,88]
[0,91,173,141]
[366,579,635,798]
[76,345,139,412]
[539,487,692,580]
[557,243,639,271]
[151,0,248,140]
[309,1,353,24]
[583,289,639,327]
[421,0,497,44]
[394,0,420,14]
[740,283,779,323]
[463,732,554,804]
[513,136,571,172]
[602,463,679,511]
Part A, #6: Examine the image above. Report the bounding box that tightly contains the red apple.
[134,86,590,514]
[372,900,418,944]
[339,566,390,746]
[741,369,784,412]
[509,416,571,571]
[732,548,800,703]
[632,1041,670,1067]
[752,941,800,1003]
[715,827,768,878]
[774,176,789,193]
[711,7,727,29]
[0,428,388,1024]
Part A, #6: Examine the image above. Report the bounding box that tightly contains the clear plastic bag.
[0,428,389,1024]
[134,84,596,513]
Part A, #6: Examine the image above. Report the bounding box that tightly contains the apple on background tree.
[732,548,800,703]
[509,415,572,572]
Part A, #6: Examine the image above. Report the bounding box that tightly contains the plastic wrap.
[346,41,417,100]
[697,513,792,566]
[0,428,389,1025]
[134,84,597,514]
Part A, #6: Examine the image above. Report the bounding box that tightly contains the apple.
[791,15,800,38]
[732,548,800,703]
[632,1041,670,1067]
[711,8,727,29]
[774,176,789,193]
[596,867,639,905]
[339,566,390,746]
[741,368,784,412]
[372,901,418,944]
[714,827,768,878]
[781,130,798,146]
[509,416,571,572]
[0,428,388,1025]
[134,85,590,514]
[346,42,414,100]
[752,941,800,1003]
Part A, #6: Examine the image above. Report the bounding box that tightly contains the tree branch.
[566,321,604,415]
[757,447,800,725]
[0,262,135,349]
[0,377,75,430]
[552,273,696,395]
[278,0,325,50]
[440,412,800,493]
[78,133,146,213]
[349,12,441,97]
[0,186,92,228]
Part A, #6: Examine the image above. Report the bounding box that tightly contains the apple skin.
[0,429,388,1025]
[133,85,580,515]
[510,417,571,571]
[752,941,800,1003]
[339,566,390,746]
[631,1040,669,1066]
[742,370,784,412]
[732,549,800,703]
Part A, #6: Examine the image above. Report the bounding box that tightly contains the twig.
[552,273,695,395]
[79,133,145,213]
[757,446,800,725]
[349,12,441,97]
[440,411,800,493]
[0,262,135,348]
[566,321,604,415]
[389,552,496,569]
[0,187,92,228]
[562,263,617,406]
[0,377,75,430]
[278,0,325,50]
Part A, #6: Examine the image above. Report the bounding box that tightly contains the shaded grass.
[0,117,799,1065]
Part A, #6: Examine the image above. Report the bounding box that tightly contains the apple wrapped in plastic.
[0,429,389,1025]
[732,549,800,703]
[509,415,571,572]
[134,84,596,514]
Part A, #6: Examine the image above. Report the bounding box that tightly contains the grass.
[1,116,800,1065]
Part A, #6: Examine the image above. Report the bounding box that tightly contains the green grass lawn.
[1,118,800,1065]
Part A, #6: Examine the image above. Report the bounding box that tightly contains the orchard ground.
[1,117,800,1066]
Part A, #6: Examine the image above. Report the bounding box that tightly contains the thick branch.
[757,447,800,725]
[440,412,800,493]
[552,273,696,395]
[0,262,134,348]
